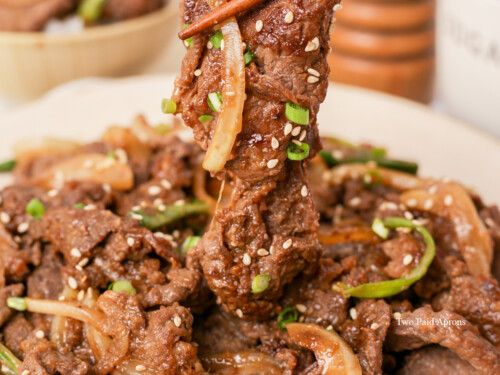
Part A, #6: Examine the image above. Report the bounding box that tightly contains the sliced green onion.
[369,147,387,160]
[210,30,224,49]
[74,202,86,209]
[335,217,436,298]
[154,123,171,135]
[182,24,193,48]
[6,297,27,311]
[318,150,336,167]
[78,0,106,23]
[0,343,21,375]
[132,201,209,231]
[244,49,255,65]
[0,159,15,173]
[106,150,116,159]
[207,92,223,112]
[363,169,382,187]
[198,114,214,123]
[277,307,299,331]
[285,102,309,126]
[161,98,177,114]
[26,198,45,219]
[371,218,389,239]
[181,236,201,255]
[108,280,136,296]
[251,274,270,294]
[287,142,310,161]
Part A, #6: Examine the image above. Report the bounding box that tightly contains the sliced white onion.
[202,17,246,173]
[14,137,81,162]
[287,323,362,375]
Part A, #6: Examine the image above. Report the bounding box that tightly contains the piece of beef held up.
[174,0,340,319]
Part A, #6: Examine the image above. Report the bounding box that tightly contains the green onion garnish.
[106,150,116,159]
[26,198,45,219]
[251,274,270,294]
[6,297,27,311]
[210,30,224,49]
[371,218,389,239]
[108,280,137,296]
[182,24,193,48]
[0,343,21,375]
[287,142,310,161]
[369,147,387,160]
[318,150,336,167]
[0,159,15,173]
[285,102,309,126]
[181,236,201,255]
[154,123,171,135]
[131,201,209,231]
[78,0,107,23]
[207,92,223,112]
[244,49,255,65]
[277,307,299,331]
[74,203,86,209]
[335,217,436,299]
[199,114,214,123]
[161,98,177,114]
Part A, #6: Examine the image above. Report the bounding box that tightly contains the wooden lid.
[336,0,435,31]
[331,23,434,59]
[329,51,435,103]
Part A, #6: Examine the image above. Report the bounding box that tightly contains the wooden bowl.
[0,3,177,100]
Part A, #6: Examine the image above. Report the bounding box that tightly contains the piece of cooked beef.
[340,300,392,375]
[176,0,339,319]
[0,0,76,32]
[398,346,481,375]
[386,306,500,374]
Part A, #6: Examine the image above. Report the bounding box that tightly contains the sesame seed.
[236,309,244,318]
[267,159,279,169]
[58,295,65,301]
[283,238,293,249]
[403,254,414,266]
[349,308,357,320]
[160,179,172,190]
[301,185,308,197]
[284,122,293,136]
[407,198,418,208]
[135,365,146,372]
[70,248,81,258]
[349,197,361,207]
[333,3,343,11]
[131,213,143,221]
[242,253,251,265]
[194,69,202,77]
[326,325,333,331]
[257,248,269,256]
[220,40,225,50]
[307,68,320,77]
[305,37,320,52]
[0,212,11,224]
[148,185,161,196]
[423,199,434,210]
[115,149,128,164]
[393,312,402,320]
[380,201,398,211]
[102,183,111,193]
[184,40,191,47]
[370,323,379,330]
[271,137,279,150]
[83,204,96,211]
[77,258,89,269]
[428,185,438,194]
[444,195,453,206]
[68,277,78,290]
[77,290,85,301]
[307,75,320,84]
[207,41,213,49]
[404,211,414,220]
[173,315,182,327]
[292,140,302,146]
[296,304,307,313]
[17,222,29,234]
[485,218,495,228]
[299,130,307,141]
[47,189,59,197]
[255,20,263,32]
[291,126,301,137]
[35,330,45,339]
[157,204,167,211]
[174,199,185,206]
[21,370,30,375]
[284,10,294,24]
[127,237,135,247]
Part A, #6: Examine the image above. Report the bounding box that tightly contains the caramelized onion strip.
[201,350,283,374]
[202,15,245,173]
[287,323,362,375]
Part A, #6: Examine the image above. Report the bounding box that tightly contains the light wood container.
[330,0,435,103]
[0,4,177,101]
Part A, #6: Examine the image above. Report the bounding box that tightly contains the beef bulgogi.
[0,0,498,374]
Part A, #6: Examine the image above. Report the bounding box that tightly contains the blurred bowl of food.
[436,0,500,136]
[0,0,178,100]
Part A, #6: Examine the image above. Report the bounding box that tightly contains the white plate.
[0,74,499,203]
